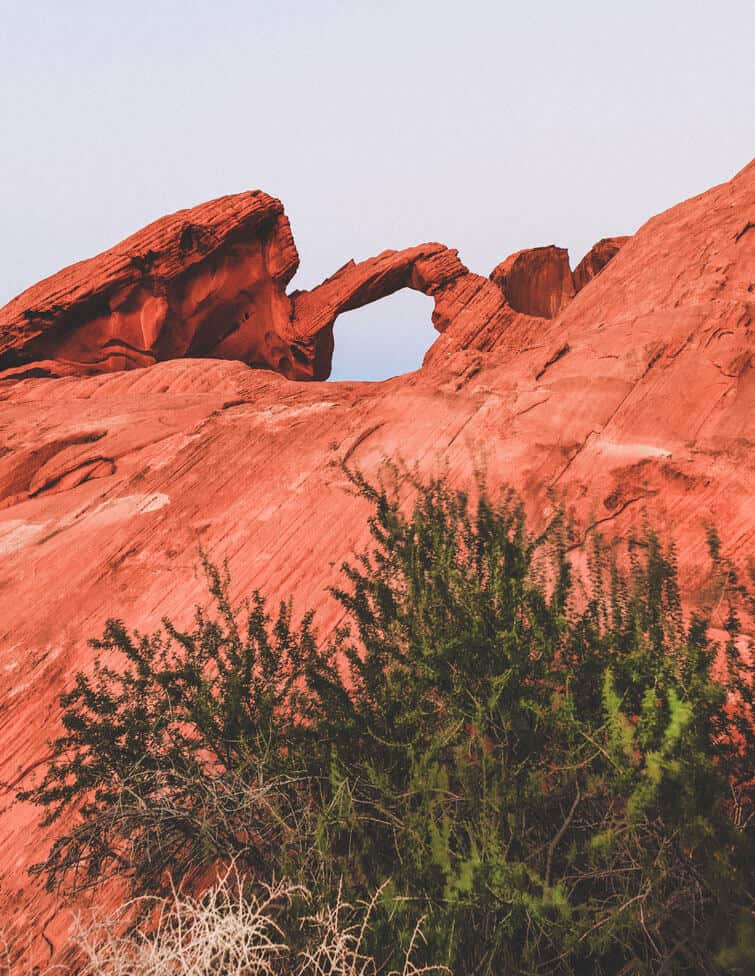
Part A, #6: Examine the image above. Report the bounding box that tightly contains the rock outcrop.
[572,236,630,292]
[0,159,752,966]
[1,195,629,385]
[490,245,575,318]
[0,192,316,380]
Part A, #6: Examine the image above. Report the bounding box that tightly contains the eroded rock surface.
[572,236,630,292]
[2,191,630,384]
[490,245,575,318]
[0,159,752,966]
[0,192,312,379]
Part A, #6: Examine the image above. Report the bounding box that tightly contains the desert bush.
[18,562,334,895]
[75,872,295,976]
[4,872,442,976]
[74,871,442,976]
[20,466,755,974]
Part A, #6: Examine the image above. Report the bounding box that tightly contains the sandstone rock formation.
[0,159,752,966]
[490,245,575,318]
[0,192,317,380]
[1,192,627,385]
[572,235,630,292]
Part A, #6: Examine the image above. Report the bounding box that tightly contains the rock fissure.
[342,422,386,464]
[535,343,571,381]
[550,429,601,488]
[568,490,660,551]
[28,456,116,498]
[512,395,551,418]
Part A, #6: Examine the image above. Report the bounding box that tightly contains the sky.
[1,1,753,380]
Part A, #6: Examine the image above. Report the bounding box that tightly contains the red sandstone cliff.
[0,160,752,964]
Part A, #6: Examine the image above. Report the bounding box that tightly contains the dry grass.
[298,881,447,976]
[4,870,449,976]
[74,871,296,976]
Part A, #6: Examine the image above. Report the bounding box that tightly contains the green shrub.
[20,467,755,974]
[18,562,335,895]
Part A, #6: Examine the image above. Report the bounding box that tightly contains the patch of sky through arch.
[327,290,437,382]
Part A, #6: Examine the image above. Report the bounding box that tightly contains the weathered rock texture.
[490,245,575,317]
[572,235,630,292]
[1,194,627,385]
[0,159,752,966]
[0,192,316,380]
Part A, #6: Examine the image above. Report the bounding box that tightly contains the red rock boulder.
[490,244,575,318]
[572,235,630,292]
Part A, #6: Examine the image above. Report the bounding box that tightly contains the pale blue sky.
[1,1,753,379]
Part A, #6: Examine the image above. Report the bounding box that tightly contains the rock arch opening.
[0,181,631,386]
[327,290,437,382]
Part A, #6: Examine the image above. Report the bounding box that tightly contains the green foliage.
[19,466,755,975]
[18,560,334,894]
